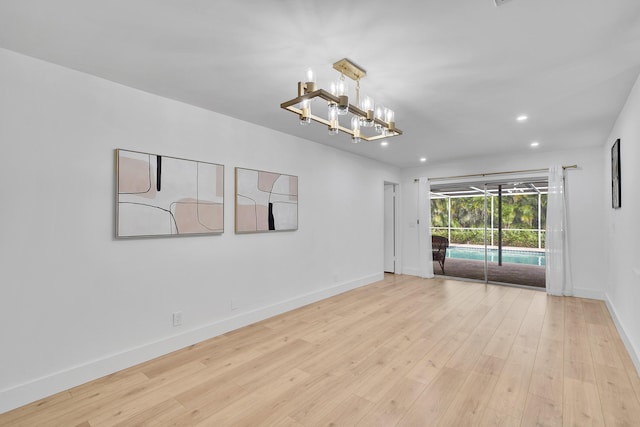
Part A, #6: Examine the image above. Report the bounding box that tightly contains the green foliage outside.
[431,193,547,249]
[432,228,546,248]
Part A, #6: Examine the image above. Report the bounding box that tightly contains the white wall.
[400,147,606,298]
[603,73,640,373]
[0,48,401,412]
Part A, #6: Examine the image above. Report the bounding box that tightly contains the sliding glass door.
[431,191,485,281]
[484,180,547,287]
[430,177,547,288]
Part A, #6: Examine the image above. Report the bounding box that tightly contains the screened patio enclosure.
[430,178,548,288]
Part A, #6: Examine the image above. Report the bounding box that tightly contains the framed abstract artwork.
[612,138,621,209]
[116,149,224,237]
[235,167,298,233]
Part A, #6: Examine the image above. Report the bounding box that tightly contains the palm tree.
[502,204,516,229]
[519,204,535,228]
[430,198,448,228]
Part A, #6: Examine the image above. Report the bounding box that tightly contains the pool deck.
[434,257,546,288]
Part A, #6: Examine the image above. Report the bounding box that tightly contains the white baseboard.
[603,295,640,377]
[402,267,420,277]
[0,272,382,414]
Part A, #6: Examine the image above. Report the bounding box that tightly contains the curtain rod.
[414,164,578,183]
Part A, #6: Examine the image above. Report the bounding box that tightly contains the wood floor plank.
[396,367,468,426]
[593,362,640,426]
[288,372,365,425]
[483,344,538,421]
[353,338,433,402]
[445,288,520,372]
[562,377,605,427]
[580,298,609,326]
[587,323,624,369]
[482,290,533,359]
[477,407,522,427]
[564,298,592,366]
[265,416,306,427]
[513,292,547,350]
[0,390,73,426]
[2,275,640,427]
[313,393,374,427]
[110,398,186,427]
[206,371,356,427]
[406,285,508,385]
[7,372,152,427]
[472,354,506,377]
[524,301,564,425]
[354,377,427,426]
[84,360,209,426]
[230,339,316,388]
[138,334,230,379]
[540,295,564,342]
[528,338,563,402]
[181,368,311,426]
[521,394,563,427]
[436,371,499,426]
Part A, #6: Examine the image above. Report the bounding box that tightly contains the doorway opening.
[430,178,547,288]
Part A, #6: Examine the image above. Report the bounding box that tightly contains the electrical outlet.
[172,311,182,327]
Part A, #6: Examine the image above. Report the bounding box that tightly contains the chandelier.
[280,58,402,143]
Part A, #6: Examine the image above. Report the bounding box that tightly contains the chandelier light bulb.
[351,115,360,130]
[305,68,316,83]
[384,108,395,124]
[300,100,311,126]
[336,79,349,116]
[304,68,316,93]
[375,104,385,134]
[351,116,361,143]
[361,96,374,111]
[328,104,339,135]
[360,96,375,127]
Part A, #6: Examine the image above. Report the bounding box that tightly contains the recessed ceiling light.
[420,157,427,163]
[380,141,388,147]
[530,141,539,147]
[517,115,528,122]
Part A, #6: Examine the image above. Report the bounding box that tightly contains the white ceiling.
[1,0,639,168]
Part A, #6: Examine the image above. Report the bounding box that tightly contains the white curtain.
[418,178,434,278]
[546,165,573,295]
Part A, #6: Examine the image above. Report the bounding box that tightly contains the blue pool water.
[447,246,545,266]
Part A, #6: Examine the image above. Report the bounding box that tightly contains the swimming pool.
[447,246,545,266]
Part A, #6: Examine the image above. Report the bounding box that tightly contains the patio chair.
[432,235,449,274]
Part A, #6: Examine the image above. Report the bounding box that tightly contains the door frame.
[384,182,401,274]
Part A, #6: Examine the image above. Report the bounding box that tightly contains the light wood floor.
[3,274,640,426]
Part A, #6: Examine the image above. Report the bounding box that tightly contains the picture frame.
[235,167,298,233]
[611,138,621,209]
[116,149,224,237]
